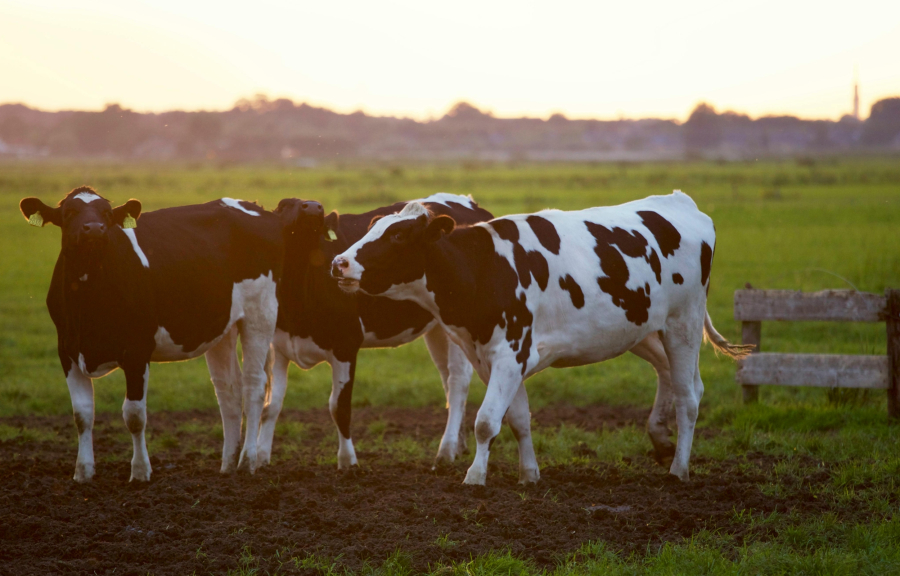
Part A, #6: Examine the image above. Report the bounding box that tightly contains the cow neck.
[59,231,143,342]
[279,234,333,319]
[421,226,484,319]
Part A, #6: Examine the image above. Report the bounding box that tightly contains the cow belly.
[361,320,436,348]
[273,329,329,369]
[151,273,277,363]
[151,325,227,361]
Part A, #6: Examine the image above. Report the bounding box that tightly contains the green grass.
[2,158,900,574]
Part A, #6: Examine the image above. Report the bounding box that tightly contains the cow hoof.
[256,452,272,469]
[463,467,486,486]
[129,467,151,482]
[518,467,540,485]
[73,463,95,483]
[668,469,690,482]
[237,454,257,474]
[433,446,457,467]
[336,454,358,470]
[652,443,676,468]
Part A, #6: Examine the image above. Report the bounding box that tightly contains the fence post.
[741,320,761,404]
[886,289,900,420]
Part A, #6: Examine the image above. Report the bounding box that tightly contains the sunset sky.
[2,0,899,121]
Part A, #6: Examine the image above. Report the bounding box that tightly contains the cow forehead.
[363,212,418,244]
[73,192,103,204]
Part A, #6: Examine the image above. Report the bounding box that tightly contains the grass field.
[1,158,899,574]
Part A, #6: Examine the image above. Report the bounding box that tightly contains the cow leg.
[506,382,540,484]
[205,326,243,473]
[236,330,274,474]
[661,317,704,482]
[464,361,523,486]
[256,348,289,468]
[630,332,676,467]
[66,365,95,482]
[328,358,358,469]
[424,327,473,466]
[122,364,151,482]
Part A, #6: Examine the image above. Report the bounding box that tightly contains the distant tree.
[443,102,492,121]
[861,98,900,146]
[684,103,721,151]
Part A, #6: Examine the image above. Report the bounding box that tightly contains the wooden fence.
[734,288,900,419]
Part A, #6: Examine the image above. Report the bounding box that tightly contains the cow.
[331,190,751,485]
[256,193,494,469]
[19,187,281,482]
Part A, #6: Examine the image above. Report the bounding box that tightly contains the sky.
[1,0,899,121]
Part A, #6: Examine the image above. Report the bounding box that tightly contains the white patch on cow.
[272,329,329,370]
[416,192,475,209]
[79,274,88,282]
[221,198,260,216]
[73,192,102,203]
[122,228,150,268]
[77,353,118,378]
[123,365,151,482]
[361,324,427,348]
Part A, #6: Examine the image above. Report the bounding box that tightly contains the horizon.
[2,0,899,123]
[0,95,887,124]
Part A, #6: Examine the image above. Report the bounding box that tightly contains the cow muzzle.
[331,257,360,292]
[77,222,109,248]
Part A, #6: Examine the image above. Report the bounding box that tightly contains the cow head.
[331,202,455,295]
[273,198,329,241]
[20,186,142,271]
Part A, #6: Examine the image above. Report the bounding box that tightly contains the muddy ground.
[1,405,842,575]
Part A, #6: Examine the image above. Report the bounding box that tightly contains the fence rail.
[734,288,900,419]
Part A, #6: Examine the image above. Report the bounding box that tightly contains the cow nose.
[82,222,106,237]
[331,257,349,278]
[300,201,323,215]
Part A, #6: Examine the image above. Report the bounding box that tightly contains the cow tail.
[703,311,754,359]
[264,343,275,405]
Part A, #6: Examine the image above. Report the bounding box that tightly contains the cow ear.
[324,211,340,240]
[113,199,142,228]
[20,197,61,227]
[367,214,384,231]
[423,215,456,242]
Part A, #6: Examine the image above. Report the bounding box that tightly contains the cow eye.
[391,232,405,244]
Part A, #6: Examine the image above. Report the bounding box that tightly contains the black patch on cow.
[526,215,561,255]
[648,248,661,284]
[512,244,550,291]
[490,219,519,243]
[672,273,684,284]
[558,274,585,309]
[638,210,681,258]
[493,218,551,292]
[585,222,652,325]
[700,241,712,286]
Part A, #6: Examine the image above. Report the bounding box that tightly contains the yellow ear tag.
[123,214,137,229]
[326,229,337,241]
[28,212,43,227]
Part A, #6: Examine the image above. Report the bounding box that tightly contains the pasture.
[1,159,899,574]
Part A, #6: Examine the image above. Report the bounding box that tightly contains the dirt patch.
[0,406,838,575]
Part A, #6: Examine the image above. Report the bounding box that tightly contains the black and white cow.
[332,191,751,485]
[256,193,493,469]
[20,187,282,482]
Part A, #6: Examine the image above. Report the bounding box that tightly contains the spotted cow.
[20,187,282,482]
[332,191,751,485]
[256,193,493,469]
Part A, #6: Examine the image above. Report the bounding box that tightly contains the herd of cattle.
[19,187,750,486]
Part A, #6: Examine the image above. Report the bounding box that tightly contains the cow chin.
[337,278,360,293]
